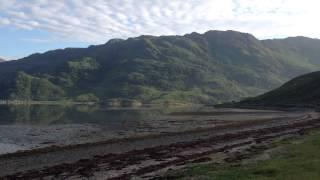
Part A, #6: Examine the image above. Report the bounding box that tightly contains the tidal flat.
[0,105,299,155]
[1,105,318,178]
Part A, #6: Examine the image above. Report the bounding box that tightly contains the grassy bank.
[169,130,320,180]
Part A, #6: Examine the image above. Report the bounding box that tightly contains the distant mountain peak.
[0,30,320,103]
[204,29,254,36]
[203,30,258,42]
[106,38,124,44]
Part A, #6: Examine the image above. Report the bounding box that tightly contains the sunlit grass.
[173,131,320,180]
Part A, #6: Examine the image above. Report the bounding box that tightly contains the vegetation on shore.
[240,71,320,107]
[169,130,320,179]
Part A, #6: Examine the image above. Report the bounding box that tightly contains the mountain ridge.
[1,30,320,103]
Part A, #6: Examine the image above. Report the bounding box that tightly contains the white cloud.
[0,0,319,43]
[0,18,10,25]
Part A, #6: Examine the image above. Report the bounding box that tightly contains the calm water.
[0,104,198,125]
[0,104,204,154]
[0,104,288,154]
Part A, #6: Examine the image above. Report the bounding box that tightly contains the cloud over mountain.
[0,0,319,43]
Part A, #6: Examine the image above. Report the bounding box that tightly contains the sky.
[0,0,320,60]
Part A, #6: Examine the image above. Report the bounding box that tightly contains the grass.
[170,130,320,180]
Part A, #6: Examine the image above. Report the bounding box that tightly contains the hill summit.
[1,30,320,104]
[240,71,320,107]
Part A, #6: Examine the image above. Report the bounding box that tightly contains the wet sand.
[0,108,319,179]
[0,108,299,155]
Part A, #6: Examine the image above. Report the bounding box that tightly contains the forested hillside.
[0,30,320,104]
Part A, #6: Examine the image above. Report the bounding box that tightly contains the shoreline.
[1,109,319,178]
[165,127,320,179]
[0,108,302,156]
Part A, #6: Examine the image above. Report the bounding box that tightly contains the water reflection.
[0,104,192,126]
[0,104,283,155]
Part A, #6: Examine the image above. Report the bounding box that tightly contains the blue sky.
[0,27,88,59]
[0,0,320,60]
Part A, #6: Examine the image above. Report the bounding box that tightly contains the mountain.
[0,58,5,62]
[1,30,320,103]
[239,71,320,107]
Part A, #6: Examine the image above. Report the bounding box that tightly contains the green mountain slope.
[1,30,320,104]
[240,71,320,106]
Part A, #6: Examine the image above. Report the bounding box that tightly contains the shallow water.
[0,104,293,154]
[0,104,170,125]
[0,104,197,154]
